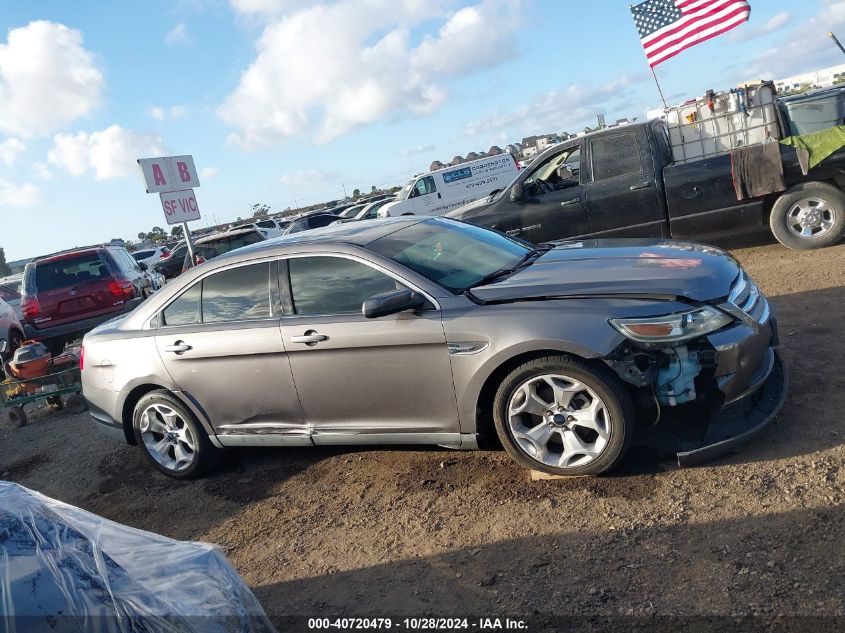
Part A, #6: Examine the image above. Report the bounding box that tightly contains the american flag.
[631,0,751,68]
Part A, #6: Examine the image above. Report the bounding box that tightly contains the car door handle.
[630,181,652,191]
[291,332,329,345]
[561,198,582,207]
[163,342,192,354]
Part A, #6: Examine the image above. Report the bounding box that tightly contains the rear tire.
[7,406,27,428]
[132,390,219,479]
[66,394,87,414]
[770,182,845,250]
[493,355,634,477]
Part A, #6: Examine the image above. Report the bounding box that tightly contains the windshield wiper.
[463,247,549,292]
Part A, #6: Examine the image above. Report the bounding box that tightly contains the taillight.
[162,248,170,255]
[108,279,136,300]
[22,297,39,319]
[79,345,85,371]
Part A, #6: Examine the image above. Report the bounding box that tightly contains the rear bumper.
[676,348,787,466]
[23,298,142,342]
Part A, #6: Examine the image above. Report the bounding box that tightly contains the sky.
[1,0,845,261]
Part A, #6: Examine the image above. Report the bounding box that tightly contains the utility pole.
[830,32,845,57]
[342,183,348,200]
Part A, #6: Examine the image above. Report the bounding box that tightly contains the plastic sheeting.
[0,481,276,633]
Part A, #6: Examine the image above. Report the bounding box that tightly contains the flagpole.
[651,66,669,110]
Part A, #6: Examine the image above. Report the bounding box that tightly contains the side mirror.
[363,289,425,319]
[0,340,7,355]
[510,182,524,202]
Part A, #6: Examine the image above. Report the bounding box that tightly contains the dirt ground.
[2,233,845,630]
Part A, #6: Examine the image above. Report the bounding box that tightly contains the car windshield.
[31,253,110,292]
[0,283,20,301]
[397,178,416,201]
[368,219,530,293]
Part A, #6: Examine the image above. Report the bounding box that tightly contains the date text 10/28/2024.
[308,618,529,630]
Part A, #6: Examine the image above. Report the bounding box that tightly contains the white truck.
[379,154,520,217]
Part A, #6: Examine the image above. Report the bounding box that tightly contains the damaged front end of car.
[605,271,788,466]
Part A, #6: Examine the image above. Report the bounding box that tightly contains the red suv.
[21,245,156,353]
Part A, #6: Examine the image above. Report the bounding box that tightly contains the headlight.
[610,306,733,344]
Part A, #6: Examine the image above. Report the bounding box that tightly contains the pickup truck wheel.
[493,356,634,477]
[770,183,845,250]
[132,390,220,479]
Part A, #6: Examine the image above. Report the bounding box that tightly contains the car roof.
[194,228,261,245]
[30,245,118,264]
[227,217,426,259]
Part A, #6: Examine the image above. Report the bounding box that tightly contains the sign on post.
[160,189,201,225]
[138,155,201,194]
[138,153,202,267]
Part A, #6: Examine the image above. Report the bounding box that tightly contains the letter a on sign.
[152,164,167,186]
[138,155,201,194]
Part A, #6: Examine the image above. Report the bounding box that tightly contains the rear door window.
[590,133,643,181]
[34,253,110,291]
[201,263,271,322]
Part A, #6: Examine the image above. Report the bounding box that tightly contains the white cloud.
[48,125,168,180]
[219,0,523,146]
[229,0,310,14]
[0,178,41,207]
[745,2,845,79]
[730,11,792,42]
[401,144,436,156]
[200,166,218,179]
[148,104,189,120]
[460,76,641,141]
[33,162,53,180]
[165,23,193,46]
[0,138,25,166]
[0,21,103,138]
[280,169,340,186]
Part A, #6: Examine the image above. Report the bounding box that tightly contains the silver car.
[82,218,785,479]
[0,295,24,362]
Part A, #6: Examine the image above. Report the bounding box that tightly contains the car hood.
[470,240,740,303]
[447,197,494,219]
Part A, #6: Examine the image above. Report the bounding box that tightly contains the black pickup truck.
[448,120,845,250]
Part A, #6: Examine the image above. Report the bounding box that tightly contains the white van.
[379,154,519,217]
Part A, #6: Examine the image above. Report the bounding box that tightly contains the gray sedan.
[82,218,785,479]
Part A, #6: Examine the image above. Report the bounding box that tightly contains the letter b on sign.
[178,162,191,183]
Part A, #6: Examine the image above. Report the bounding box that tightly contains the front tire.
[493,355,634,476]
[132,390,219,479]
[770,182,845,250]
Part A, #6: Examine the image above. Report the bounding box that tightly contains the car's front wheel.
[493,355,634,476]
[132,390,219,479]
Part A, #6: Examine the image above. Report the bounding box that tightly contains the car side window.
[409,176,436,198]
[590,133,643,181]
[308,215,336,229]
[523,146,581,191]
[162,283,201,326]
[202,263,271,323]
[288,257,402,316]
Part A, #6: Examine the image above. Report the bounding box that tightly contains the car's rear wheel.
[493,356,634,476]
[770,182,845,250]
[132,390,219,479]
[2,329,23,362]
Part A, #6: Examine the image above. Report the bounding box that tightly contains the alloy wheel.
[138,403,196,472]
[786,198,836,240]
[507,374,611,469]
